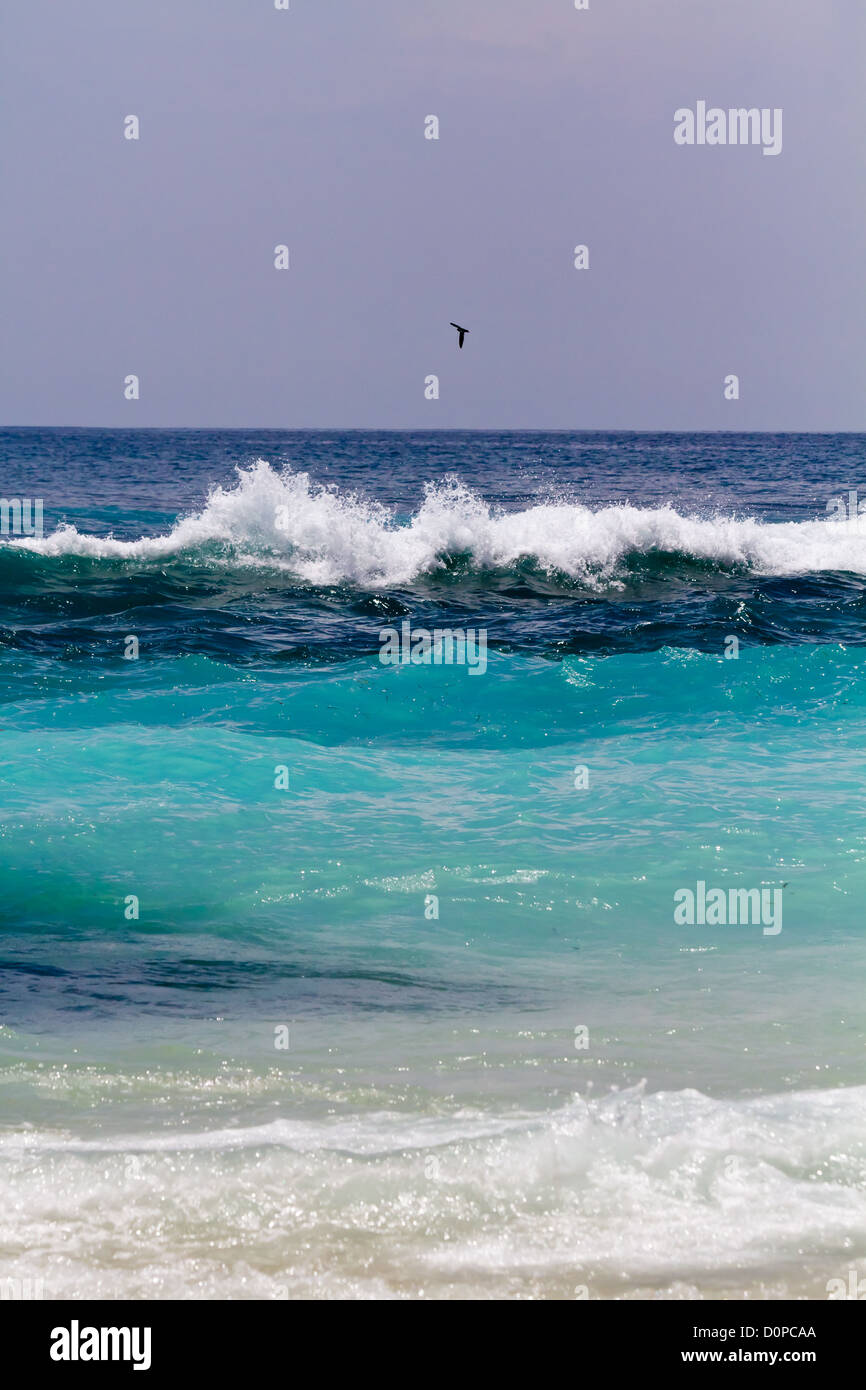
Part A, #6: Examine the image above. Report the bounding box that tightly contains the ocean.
[1,428,865,1300]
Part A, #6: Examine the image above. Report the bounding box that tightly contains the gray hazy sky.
[2,0,863,429]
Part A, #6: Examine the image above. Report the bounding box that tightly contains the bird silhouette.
[450,322,469,349]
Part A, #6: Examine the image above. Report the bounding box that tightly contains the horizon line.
[2,425,865,436]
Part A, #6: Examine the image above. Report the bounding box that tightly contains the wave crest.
[7,460,866,589]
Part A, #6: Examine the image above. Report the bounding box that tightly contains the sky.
[1,0,863,429]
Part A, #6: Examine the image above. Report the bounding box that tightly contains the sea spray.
[4,461,866,587]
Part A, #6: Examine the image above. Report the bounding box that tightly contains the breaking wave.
[6,460,866,590]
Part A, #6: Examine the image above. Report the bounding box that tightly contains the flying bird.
[450,322,469,349]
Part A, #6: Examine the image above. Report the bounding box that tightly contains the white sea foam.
[7,460,866,588]
[1,1081,864,1298]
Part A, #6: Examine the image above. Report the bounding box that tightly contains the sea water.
[0,429,865,1299]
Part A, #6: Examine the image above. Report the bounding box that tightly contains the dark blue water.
[2,430,866,660]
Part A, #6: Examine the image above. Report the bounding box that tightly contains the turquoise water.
[1,430,865,1298]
